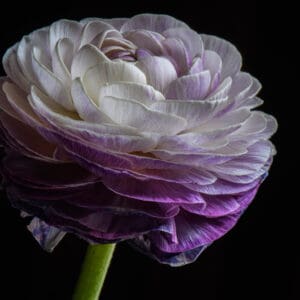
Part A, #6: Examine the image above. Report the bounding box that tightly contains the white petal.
[99,96,187,135]
[3,45,30,91]
[150,98,228,129]
[0,78,23,121]
[255,114,278,139]
[99,82,165,106]
[136,55,177,92]
[17,37,38,83]
[49,19,83,52]
[29,85,139,136]
[2,82,42,126]
[71,44,109,79]
[52,38,73,85]
[207,77,232,100]
[195,108,251,132]
[32,47,74,111]
[83,61,147,102]
[71,78,113,123]
[233,111,267,136]
[201,34,242,79]
[80,20,114,46]
[242,97,264,109]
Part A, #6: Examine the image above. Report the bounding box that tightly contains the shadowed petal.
[149,210,241,253]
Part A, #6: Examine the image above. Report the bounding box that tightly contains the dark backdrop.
[0,1,297,299]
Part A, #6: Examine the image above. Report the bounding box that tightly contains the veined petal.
[184,178,261,195]
[52,38,73,85]
[162,37,189,75]
[98,82,165,106]
[150,98,228,129]
[124,30,164,55]
[166,70,211,100]
[150,210,241,253]
[83,61,147,102]
[99,96,187,135]
[202,50,222,91]
[120,13,189,33]
[207,77,232,101]
[136,55,177,93]
[3,46,30,92]
[163,27,203,62]
[71,78,113,123]
[211,141,272,176]
[201,34,242,79]
[49,19,83,53]
[80,20,114,46]
[71,44,110,79]
[31,47,74,111]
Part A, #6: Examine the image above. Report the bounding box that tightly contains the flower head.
[0,14,277,266]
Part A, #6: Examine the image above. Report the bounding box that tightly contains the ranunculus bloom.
[0,14,277,266]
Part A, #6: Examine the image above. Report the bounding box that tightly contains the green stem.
[72,243,116,300]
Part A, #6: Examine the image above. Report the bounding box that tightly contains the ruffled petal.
[149,210,241,253]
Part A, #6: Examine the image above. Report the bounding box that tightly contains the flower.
[0,14,277,266]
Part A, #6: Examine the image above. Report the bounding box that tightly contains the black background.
[0,1,298,299]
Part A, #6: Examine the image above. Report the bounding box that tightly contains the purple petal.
[165,70,211,100]
[182,185,259,217]
[149,210,241,253]
[124,30,164,55]
[27,217,66,252]
[129,237,208,266]
[201,34,242,80]
[183,178,261,195]
[163,27,203,64]
[136,55,177,92]
[0,111,58,161]
[161,37,189,75]
[120,14,189,33]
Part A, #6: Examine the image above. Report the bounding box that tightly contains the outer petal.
[49,19,83,52]
[120,14,189,33]
[149,210,241,253]
[163,27,203,62]
[201,34,242,79]
[0,112,58,162]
